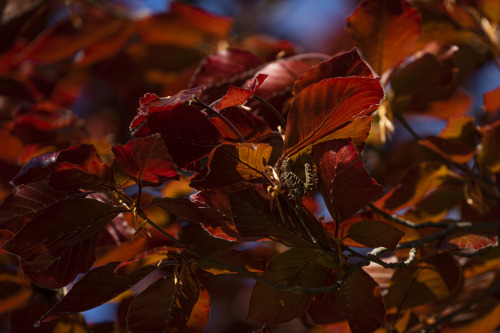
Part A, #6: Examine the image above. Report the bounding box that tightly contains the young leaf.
[312,139,383,223]
[3,198,121,288]
[308,268,385,333]
[112,134,178,187]
[248,248,326,323]
[0,180,81,233]
[216,73,268,110]
[346,0,421,74]
[284,77,383,157]
[132,104,223,167]
[38,261,157,324]
[345,220,404,250]
[189,143,276,189]
[387,252,461,310]
[293,48,373,96]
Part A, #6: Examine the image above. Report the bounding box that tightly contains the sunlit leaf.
[346,0,421,74]
[248,248,326,323]
[216,73,267,110]
[293,48,373,96]
[189,143,276,189]
[112,134,178,187]
[387,252,461,310]
[284,77,383,157]
[312,139,383,223]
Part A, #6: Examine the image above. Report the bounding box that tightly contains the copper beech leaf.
[483,87,500,115]
[284,77,383,157]
[210,107,272,142]
[308,268,385,333]
[112,134,178,187]
[148,197,221,228]
[347,0,421,74]
[132,104,223,167]
[189,143,277,189]
[37,261,156,324]
[0,180,82,233]
[447,234,498,251]
[387,252,461,310]
[2,199,121,288]
[127,267,208,333]
[247,248,326,324]
[216,73,268,110]
[345,220,404,250]
[312,139,384,223]
[293,48,373,96]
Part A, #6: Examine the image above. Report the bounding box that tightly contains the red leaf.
[189,143,277,189]
[38,262,156,324]
[0,180,81,233]
[210,107,272,142]
[347,0,421,74]
[293,48,373,96]
[112,134,178,187]
[3,198,121,288]
[478,119,500,173]
[13,102,76,132]
[345,220,404,249]
[284,77,383,157]
[132,104,223,167]
[447,234,498,251]
[216,73,268,110]
[483,87,500,115]
[130,87,204,130]
[248,248,326,323]
[312,139,383,223]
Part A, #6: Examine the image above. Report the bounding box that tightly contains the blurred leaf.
[403,185,463,223]
[189,143,276,189]
[112,134,178,187]
[312,139,383,223]
[293,48,373,96]
[284,77,383,157]
[345,220,404,250]
[419,89,473,119]
[38,261,156,324]
[0,272,32,314]
[248,248,326,323]
[480,0,500,23]
[3,198,121,288]
[308,269,385,333]
[447,234,497,251]
[478,119,500,173]
[387,252,461,310]
[132,104,223,167]
[483,86,500,115]
[347,0,421,74]
[442,300,500,333]
[149,197,222,228]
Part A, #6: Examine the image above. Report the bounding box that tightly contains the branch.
[253,95,287,129]
[394,112,422,141]
[347,247,417,269]
[193,96,247,143]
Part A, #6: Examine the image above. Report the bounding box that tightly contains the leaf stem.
[193,96,247,143]
[394,112,422,141]
[253,95,287,129]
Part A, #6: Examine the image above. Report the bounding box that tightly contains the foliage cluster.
[1,0,500,332]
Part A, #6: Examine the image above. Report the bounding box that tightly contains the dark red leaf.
[308,269,385,333]
[248,248,326,323]
[13,102,76,132]
[284,77,383,157]
[130,87,204,130]
[0,180,81,233]
[38,261,156,324]
[210,107,273,142]
[293,48,373,96]
[312,139,383,223]
[12,151,59,185]
[3,198,121,288]
[132,104,223,167]
[149,197,221,228]
[387,252,461,310]
[189,143,277,189]
[347,0,421,74]
[478,119,500,173]
[216,73,268,110]
[112,134,178,187]
[345,220,404,250]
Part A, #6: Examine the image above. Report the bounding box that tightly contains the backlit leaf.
[38,262,156,324]
[293,48,373,96]
[132,104,223,167]
[189,143,276,189]
[447,234,498,251]
[284,77,383,157]
[345,220,404,250]
[3,199,121,288]
[312,139,383,223]
[248,248,326,323]
[346,0,421,74]
[112,134,178,187]
[387,252,461,310]
[210,107,272,142]
[483,87,500,115]
[217,73,267,110]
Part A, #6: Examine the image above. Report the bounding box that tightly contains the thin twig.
[253,95,287,129]
[394,112,422,141]
[347,247,417,269]
[193,97,247,143]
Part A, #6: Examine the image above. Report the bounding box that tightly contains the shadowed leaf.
[478,119,500,173]
[312,139,383,223]
[210,107,272,142]
[346,220,404,250]
[347,0,421,74]
[284,77,383,157]
[248,248,326,323]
